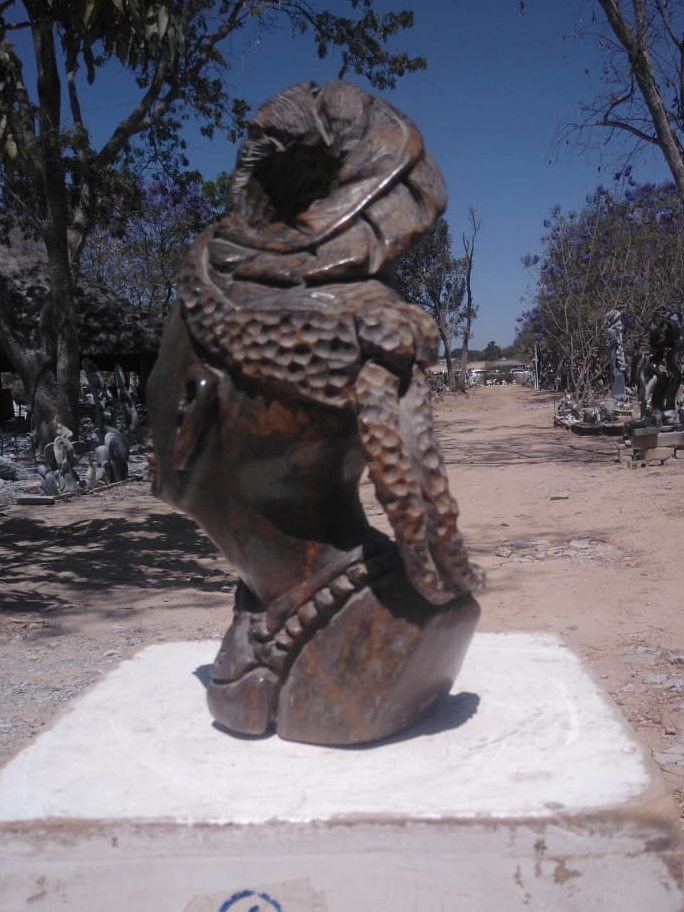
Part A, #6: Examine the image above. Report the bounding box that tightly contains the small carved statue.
[605,309,626,399]
[95,426,130,485]
[147,81,481,745]
[38,426,80,494]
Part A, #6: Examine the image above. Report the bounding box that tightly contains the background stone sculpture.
[636,315,683,422]
[148,81,481,745]
[605,309,626,399]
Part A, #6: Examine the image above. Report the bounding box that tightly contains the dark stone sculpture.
[605,309,626,399]
[636,315,683,422]
[147,81,482,745]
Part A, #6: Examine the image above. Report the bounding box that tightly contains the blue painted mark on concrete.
[219,889,283,912]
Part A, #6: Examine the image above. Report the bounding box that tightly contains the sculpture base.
[0,634,681,911]
[612,372,626,398]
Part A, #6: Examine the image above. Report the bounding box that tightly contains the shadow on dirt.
[437,423,617,467]
[0,511,232,617]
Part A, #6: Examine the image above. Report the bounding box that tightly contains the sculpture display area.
[556,311,684,438]
[147,81,482,746]
[36,360,136,496]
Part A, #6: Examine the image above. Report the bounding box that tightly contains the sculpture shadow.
[349,691,480,748]
[192,663,480,746]
[193,663,213,688]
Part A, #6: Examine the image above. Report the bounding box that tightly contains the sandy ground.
[0,384,682,834]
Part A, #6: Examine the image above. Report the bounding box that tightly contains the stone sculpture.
[83,358,112,444]
[114,363,139,436]
[38,426,80,494]
[147,81,482,745]
[636,315,683,422]
[605,309,626,399]
[82,358,136,484]
[94,426,130,485]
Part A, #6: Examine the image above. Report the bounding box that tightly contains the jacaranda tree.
[518,175,684,398]
[80,169,231,316]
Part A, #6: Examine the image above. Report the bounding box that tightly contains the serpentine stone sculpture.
[605,309,626,400]
[637,315,683,421]
[147,81,482,745]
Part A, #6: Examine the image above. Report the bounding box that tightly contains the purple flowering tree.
[80,171,221,317]
[518,176,684,400]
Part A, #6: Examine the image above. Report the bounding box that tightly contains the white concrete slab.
[0,633,681,912]
[0,633,652,823]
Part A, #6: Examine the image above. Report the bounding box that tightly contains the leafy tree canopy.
[517,174,684,398]
[483,340,502,361]
[0,0,426,443]
[395,215,467,390]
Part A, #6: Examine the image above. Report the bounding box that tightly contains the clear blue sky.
[174,0,670,349]
[16,0,674,348]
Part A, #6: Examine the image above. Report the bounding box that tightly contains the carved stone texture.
[636,315,683,419]
[147,81,482,745]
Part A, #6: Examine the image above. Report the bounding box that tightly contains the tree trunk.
[597,0,684,208]
[443,345,456,390]
[28,367,60,451]
[460,208,479,393]
[43,246,81,438]
[460,328,470,389]
[30,10,81,445]
[436,323,456,390]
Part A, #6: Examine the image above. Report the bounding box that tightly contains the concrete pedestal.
[0,633,681,911]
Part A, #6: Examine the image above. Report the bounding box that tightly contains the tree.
[518,176,684,398]
[0,1,426,445]
[483,341,502,361]
[459,206,480,382]
[80,170,230,316]
[561,1,684,208]
[395,216,466,390]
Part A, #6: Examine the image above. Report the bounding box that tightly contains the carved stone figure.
[147,81,482,745]
[38,426,80,494]
[95,426,130,485]
[114,363,139,436]
[636,315,683,422]
[83,358,113,444]
[605,309,626,399]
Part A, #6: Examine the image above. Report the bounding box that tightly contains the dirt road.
[1,384,682,829]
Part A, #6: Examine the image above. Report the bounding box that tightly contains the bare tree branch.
[598,115,659,143]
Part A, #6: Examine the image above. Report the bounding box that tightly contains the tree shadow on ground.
[0,510,234,617]
[437,422,617,467]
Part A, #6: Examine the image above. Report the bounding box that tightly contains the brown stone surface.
[146,81,481,743]
[276,586,479,745]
